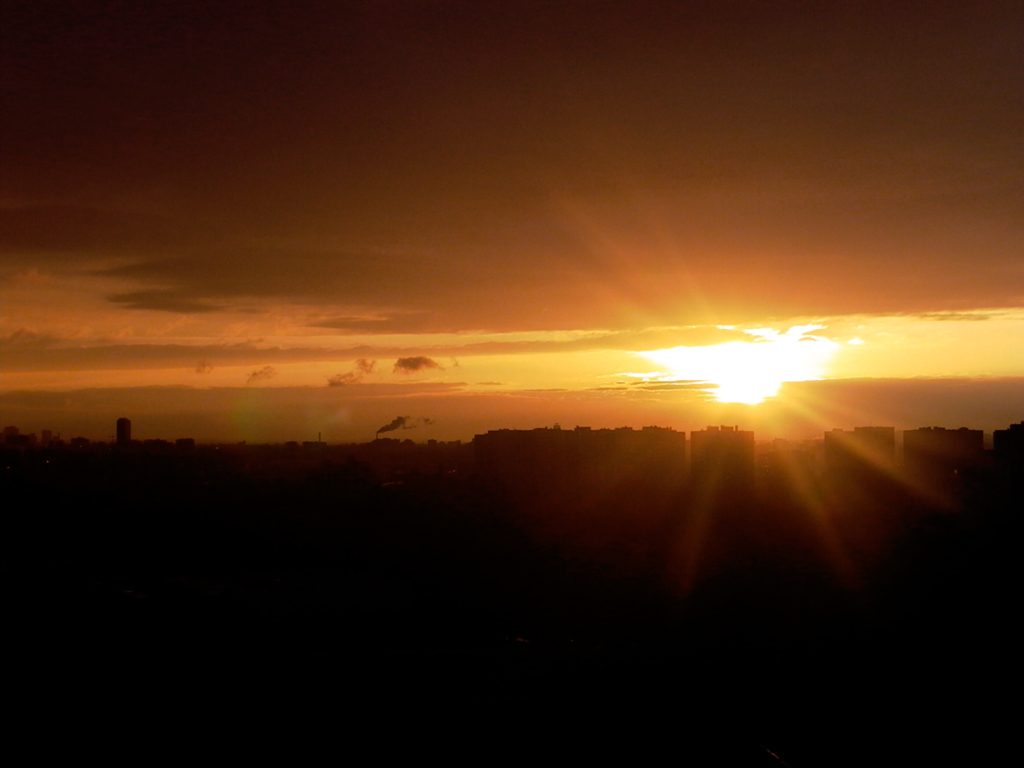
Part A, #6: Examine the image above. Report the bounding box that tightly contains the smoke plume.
[376,415,411,435]
[375,415,436,437]
[327,372,359,387]
[246,365,276,384]
[327,358,377,386]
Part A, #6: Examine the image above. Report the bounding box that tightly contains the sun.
[639,325,840,404]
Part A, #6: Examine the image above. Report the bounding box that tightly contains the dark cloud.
[310,314,438,334]
[916,312,995,322]
[22,221,1024,328]
[393,357,442,374]
[2,3,1021,328]
[246,366,276,384]
[0,326,797,373]
[0,340,327,372]
[312,317,397,332]
[108,290,223,314]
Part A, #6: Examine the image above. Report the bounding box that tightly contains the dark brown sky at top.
[3,0,1022,333]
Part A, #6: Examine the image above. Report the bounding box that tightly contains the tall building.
[116,417,131,446]
[473,425,686,496]
[903,427,983,483]
[993,422,1023,462]
[690,425,755,492]
[824,426,895,476]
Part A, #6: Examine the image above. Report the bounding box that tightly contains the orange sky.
[2,2,1022,441]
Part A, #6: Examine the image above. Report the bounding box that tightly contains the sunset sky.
[2,1,1021,442]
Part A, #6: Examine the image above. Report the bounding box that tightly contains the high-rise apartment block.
[474,425,686,495]
[824,426,895,476]
[690,425,755,491]
[993,422,1023,463]
[116,418,131,446]
[903,426,983,482]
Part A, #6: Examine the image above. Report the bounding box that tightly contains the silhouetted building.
[690,425,755,494]
[903,426,983,487]
[355,437,471,480]
[758,438,822,497]
[824,426,895,477]
[2,426,37,448]
[474,425,686,497]
[176,438,196,451]
[3,426,19,446]
[116,418,131,446]
[476,427,569,494]
[993,422,1024,465]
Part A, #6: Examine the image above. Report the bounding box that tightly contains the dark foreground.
[6,445,1017,764]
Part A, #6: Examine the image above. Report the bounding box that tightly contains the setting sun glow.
[639,325,840,404]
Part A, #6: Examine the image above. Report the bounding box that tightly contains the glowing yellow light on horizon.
[639,325,841,404]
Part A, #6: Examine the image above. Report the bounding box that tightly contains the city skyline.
[5,414,1020,453]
